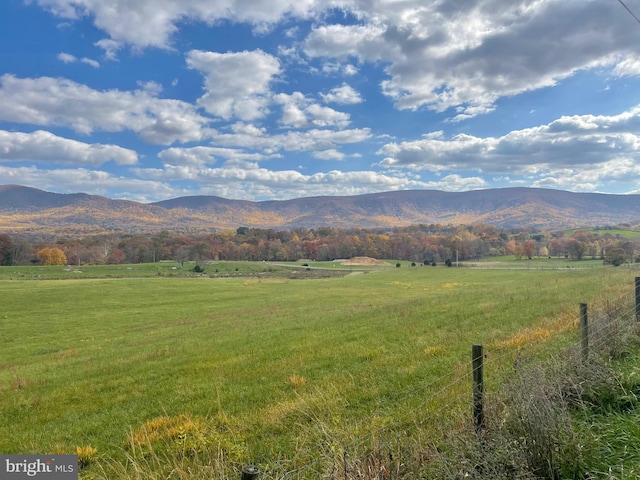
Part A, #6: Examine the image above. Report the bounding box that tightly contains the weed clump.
[76,445,98,469]
[431,299,640,480]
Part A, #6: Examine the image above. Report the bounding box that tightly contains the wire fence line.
[244,278,640,479]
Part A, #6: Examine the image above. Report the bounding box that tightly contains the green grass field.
[0,264,637,477]
[560,228,640,239]
[471,255,607,267]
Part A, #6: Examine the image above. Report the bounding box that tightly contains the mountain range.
[1,184,639,238]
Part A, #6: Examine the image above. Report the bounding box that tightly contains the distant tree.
[605,245,627,266]
[566,239,585,261]
[0,234,13,265]
[445,258,452,267]
[9,239,32,265]
[37,247,67,266]
[523,240,536,259]
[175,247,191,267]
[107,249,126,264]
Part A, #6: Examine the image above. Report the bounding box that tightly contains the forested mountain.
[1,184,639,238]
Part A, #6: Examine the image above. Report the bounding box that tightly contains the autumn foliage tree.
[0,233,12,265]
[37,247,67,265]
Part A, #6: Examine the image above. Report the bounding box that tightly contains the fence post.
[580,303,588,362]
[635,277,640,322]
[472,344,484,435]
[241,465,259,480]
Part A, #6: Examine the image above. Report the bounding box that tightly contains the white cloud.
[34,0,640,121]
[422,174,487,191]
[35,0,323,50]
[0,75,211,145]
[303,1,640,118]
[613,55,640,77]
[321,84,362,105]
[304,23,392,61]
[0,165,172,202]
[58,52,100,68]
[532,157,640,191]
[57,52,76,63]
[186,49,281,121]
[275,92,351,128]
[134,162,442,200]
[213,122,371,154]
[0,130,138,166]
[378,105,640,191]
[313,149,345,160]
[95,38,121,60]
[158,146,274,167]
[80,57,100,68]
[319,61,359,76]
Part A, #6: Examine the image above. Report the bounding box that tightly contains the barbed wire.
[266,288,640,478]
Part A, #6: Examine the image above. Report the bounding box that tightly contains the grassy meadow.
[0,263,638,477]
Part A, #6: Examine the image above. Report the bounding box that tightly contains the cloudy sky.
[2,0,640,202]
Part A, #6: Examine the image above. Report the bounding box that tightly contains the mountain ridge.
[1,184,639,238]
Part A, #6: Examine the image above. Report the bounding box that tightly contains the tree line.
[0,224,638,267]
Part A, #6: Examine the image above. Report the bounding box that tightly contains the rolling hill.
[0,184,639,238]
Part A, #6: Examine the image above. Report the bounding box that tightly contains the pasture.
[0,264,637,477]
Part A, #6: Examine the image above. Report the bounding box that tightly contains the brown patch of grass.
[128,414,204,448]
[289,373,307,388]
[11,376,26,390]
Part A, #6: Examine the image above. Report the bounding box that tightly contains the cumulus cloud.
[275,92,351,128]
[94,38,121,60]
[35,0,323,50]
[186,49,281,121]
[213,122,371,154]
[81,57,100,68]
[303,0,640,118]
[0,75,210,145]
[34,0,640,121]
[57,52,76,63]
[378,105,640,190]
[313,149,345,160]
[19,0,640,200]
[58,52,100,68]
[134,162,446,200]
[304,23,392,61]
[321,84,362,105]
[0,165,174,202]
[158,146,275,167]
[0,130,138,166]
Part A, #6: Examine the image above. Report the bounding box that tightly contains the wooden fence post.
[472,344,484,435]
[635,277,640,322]
[580,303,588,362]
[241,464,259,480]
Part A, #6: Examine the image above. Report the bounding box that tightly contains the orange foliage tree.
[37,247,67,265]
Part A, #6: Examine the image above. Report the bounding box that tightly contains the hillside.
[1,184,639,237]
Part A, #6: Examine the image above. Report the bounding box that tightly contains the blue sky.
[2,0,640,202]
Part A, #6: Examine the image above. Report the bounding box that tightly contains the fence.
[236,277,640,479]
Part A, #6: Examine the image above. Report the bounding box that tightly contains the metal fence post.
[580,303,588,362]
[472,344,484,435]
[635,277,640,322]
